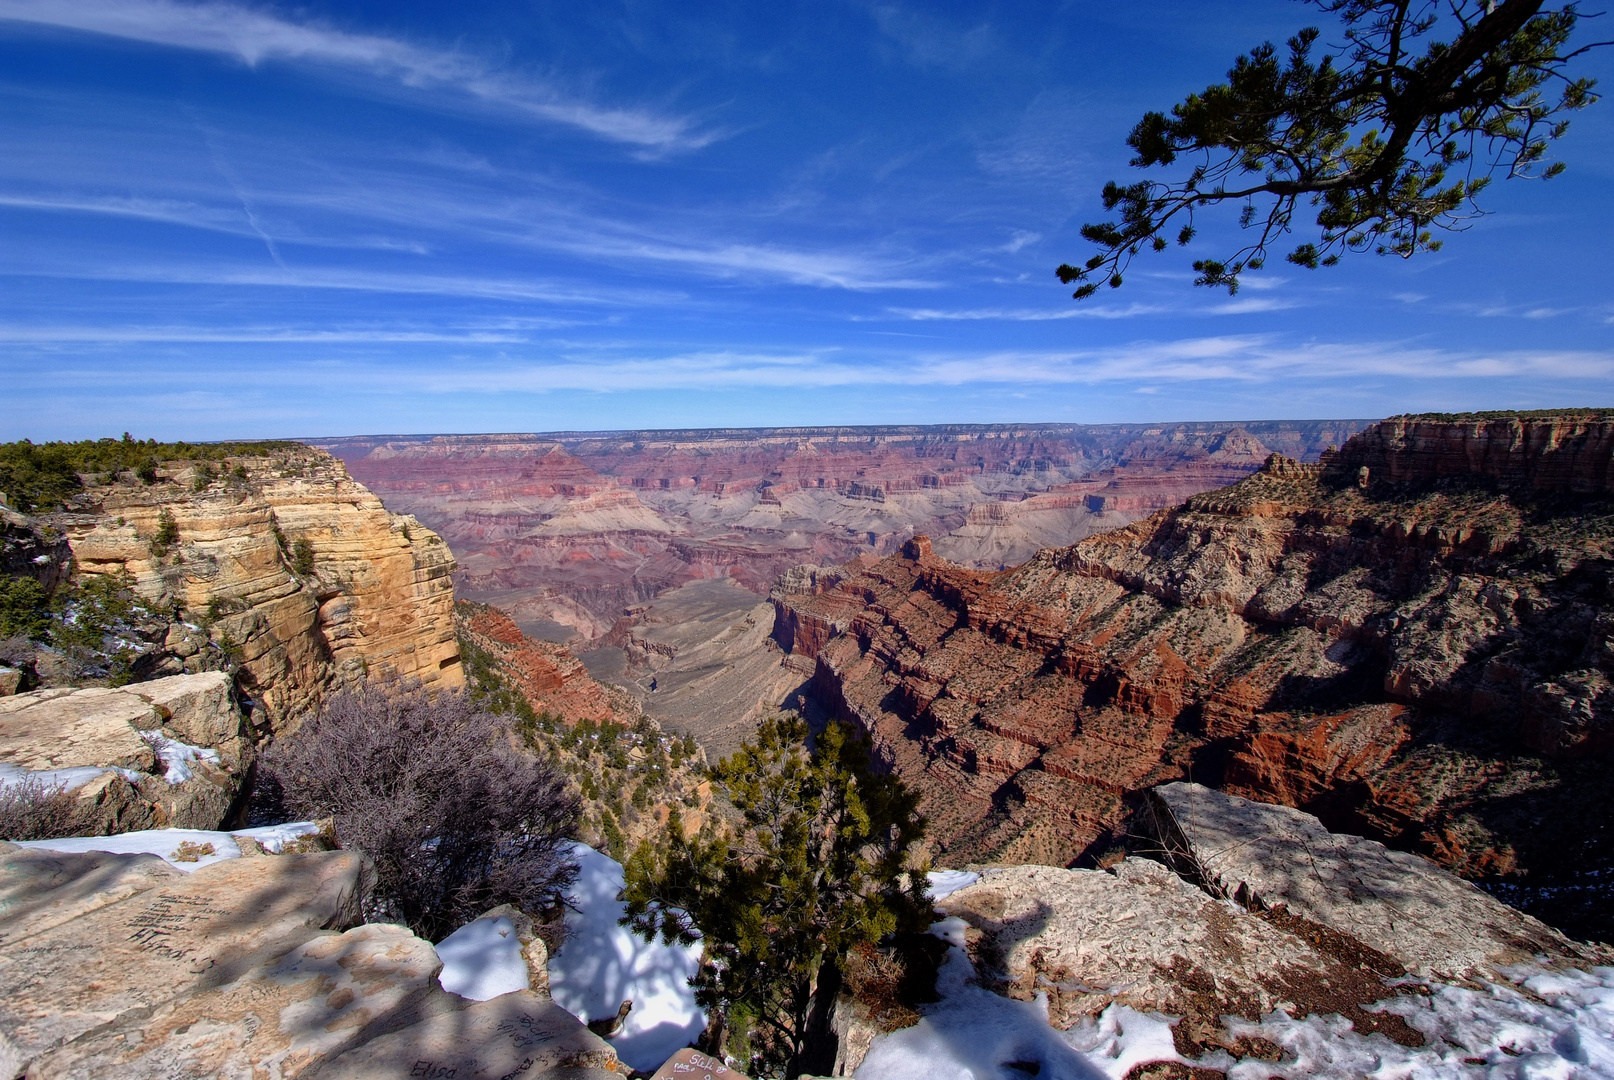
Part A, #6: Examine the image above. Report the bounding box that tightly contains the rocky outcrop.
[1327,410,1614,494]
[1140,783,1593,980]
[0,842,624,1080]
[776,414,1614,941]
[48,446,461,730]
[937,785,1610,1062]
[613,578,809,756]
[0,673,248,831]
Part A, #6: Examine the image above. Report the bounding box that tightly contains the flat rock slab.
[30,923,445,1080]
[0,841,180,947]
[1144,782,1590,979]
[0,687,158,771]
[939,858,1393,1030]
[0,848,368,1065]
[315,991,623,1080]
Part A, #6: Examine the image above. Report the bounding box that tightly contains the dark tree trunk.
[790,957,844,1079]
[696,1009,727,1057]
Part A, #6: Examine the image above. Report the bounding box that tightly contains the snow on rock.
[137,730,221,784]
[434,915,530,1001]
[859,919,1614,1080]
[14,821,320,871]
[1212,963,1614,1080]
[0,762,142,792]
[232,821,322,852]
[857,919,1193,1080]
[548,841,704,1073]
[925,869,979,900]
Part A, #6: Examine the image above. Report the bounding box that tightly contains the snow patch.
[926,869,980,900]
[858,920,1191,1080]
[137,730,221,784]
[547,842,704,1073]
[1215,963,1614,1079]
[13,821,320,869]
[231,821,322,852]
[0,762,143,792]
[858,919,1614,1080]
[434,915,529,1001]
[15,828,241,870]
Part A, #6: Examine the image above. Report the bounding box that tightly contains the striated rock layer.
[775,412,1614,941]
[313,422,1366,645]
[49,448,462,730]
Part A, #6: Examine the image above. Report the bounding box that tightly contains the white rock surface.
[1146,782,1591,979]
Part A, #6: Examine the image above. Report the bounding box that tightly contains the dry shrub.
[171,840,216,862]
[0,777,97,841]
[255,685,581,941]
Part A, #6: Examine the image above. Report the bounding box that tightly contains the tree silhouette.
[1059,0,1603,297]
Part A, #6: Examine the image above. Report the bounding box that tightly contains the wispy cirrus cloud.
[113,336,1601,394]
[884,303,1159,321]
[7,262,677,306]
[882,294,1297,321]
[0,0,720,152]
[0,324,553,343]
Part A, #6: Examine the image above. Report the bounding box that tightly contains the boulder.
[649,1047,749,1080]
[117,671,243,758]
[1141,782,1598,979]
[0,847,371,1068]
[0,687,157,772]
[0,841,180,946]
[28,923,446,1080]
[937,858,1411,1038]
[313,991,624,1079]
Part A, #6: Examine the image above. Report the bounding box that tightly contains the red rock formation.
[454,602,635,726]
[775,415,1614,929]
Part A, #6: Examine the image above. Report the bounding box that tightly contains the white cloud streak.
[8,262,677,305]
[0,0,718,152]
[20,335,1606,394]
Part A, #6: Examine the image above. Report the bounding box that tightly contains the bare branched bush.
[255,685,581,941]
[0,777,97,841]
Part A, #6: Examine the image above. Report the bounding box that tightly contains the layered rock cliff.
[775,412,1614,941]
[29,447,461,730]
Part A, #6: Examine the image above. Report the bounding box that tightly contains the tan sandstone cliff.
[49,447,461,731]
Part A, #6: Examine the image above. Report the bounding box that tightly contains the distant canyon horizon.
[309,419,1371,744]
[313,418,1373,639]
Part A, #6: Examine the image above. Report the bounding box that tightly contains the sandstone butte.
[44,447,462,731]
[773,412,1614,940]
[313,421,1367,644]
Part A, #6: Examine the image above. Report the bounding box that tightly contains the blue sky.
[2,0,1611,440]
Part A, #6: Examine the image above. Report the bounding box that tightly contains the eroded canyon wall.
[314,421,1369,645]
[772,411,1614,939]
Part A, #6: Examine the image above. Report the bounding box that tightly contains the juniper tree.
[620,715,930,1079]
[1059,0,1603,297]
